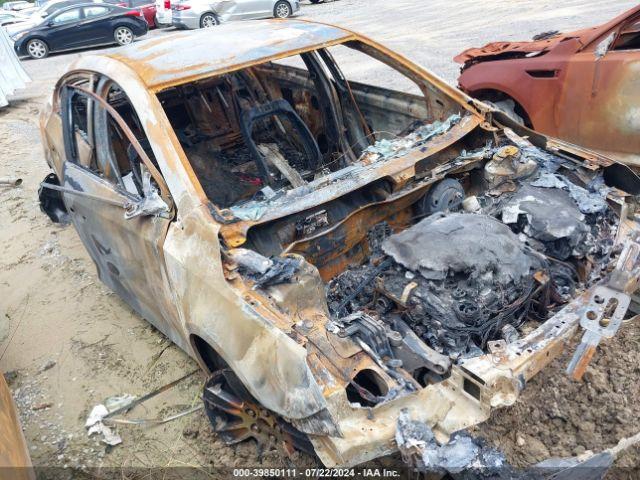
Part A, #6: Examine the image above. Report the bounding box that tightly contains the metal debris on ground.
[395,409,506,475]
[85,404,123,447]
[105,405,203,426]
[85,370,200,445]
[0,177,23,187]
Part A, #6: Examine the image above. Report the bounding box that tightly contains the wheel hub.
[203,369,313,458]
[117,28,132,44]
[28,41,45,58]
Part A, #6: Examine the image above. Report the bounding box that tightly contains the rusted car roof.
[106,20,355,91]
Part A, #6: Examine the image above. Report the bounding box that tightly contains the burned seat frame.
[238,99,323,186]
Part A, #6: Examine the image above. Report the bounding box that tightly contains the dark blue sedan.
[13,3,148,59]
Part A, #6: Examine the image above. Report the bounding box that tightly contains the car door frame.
[45,6,86,50]
[245,0,274,19]
[58,78,189,352]
[75,4,114,46]
[223,0,269,20]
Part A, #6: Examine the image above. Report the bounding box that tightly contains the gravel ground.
[1,0,639,475]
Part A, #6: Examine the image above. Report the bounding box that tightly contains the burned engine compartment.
[323,137,620,396]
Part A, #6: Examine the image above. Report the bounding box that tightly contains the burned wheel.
[203,369,314,458]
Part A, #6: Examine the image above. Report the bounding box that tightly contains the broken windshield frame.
[155,39,470,224]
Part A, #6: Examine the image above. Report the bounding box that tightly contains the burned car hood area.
[39,20,640,469]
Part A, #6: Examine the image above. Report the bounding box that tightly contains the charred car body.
[38,20,640,467]
[456,4,640,169]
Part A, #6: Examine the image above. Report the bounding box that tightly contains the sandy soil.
[1,0,639,475]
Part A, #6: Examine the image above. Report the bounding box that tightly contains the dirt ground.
[1,0,639,475]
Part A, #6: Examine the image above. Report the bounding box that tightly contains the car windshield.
[156,40,465,218]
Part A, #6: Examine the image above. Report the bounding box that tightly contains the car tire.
[273,0,292,18]
[26,38,48,59]
[200,13,218,28]
[114,26,134,46]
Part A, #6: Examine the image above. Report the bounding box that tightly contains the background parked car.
[34,0,103,18]
[0,9,29,26]
[153,0,169,26]
[4,0,104,35]
[2,1,34,11]
[171,0,299,29]
[105,0,155,27]
[2,1,33,11]
[13,3,147,59]
[456,4,640,168]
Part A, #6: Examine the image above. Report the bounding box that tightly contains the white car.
[2,1,33,11]
[0,9,28,26]
[171,0,299,29]
[153,0,170,26]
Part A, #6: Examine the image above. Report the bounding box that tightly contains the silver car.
[0,10,29,26]
[2,1,33,11]
[172,0,299,29]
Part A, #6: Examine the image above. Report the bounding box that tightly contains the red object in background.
[455,4,640,168]
[164,0,170,9]
[139,4,157,28]
[115,0,157,28]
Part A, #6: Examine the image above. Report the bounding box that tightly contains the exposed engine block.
[378,213,545,358]
[327,142,618,370]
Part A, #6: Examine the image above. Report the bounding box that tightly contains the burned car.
[456,4,640,169]
[38,19,640,467]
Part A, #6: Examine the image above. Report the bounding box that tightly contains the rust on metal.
[456,5,640,167]
[0,374,34,479]
[37,17,640,468]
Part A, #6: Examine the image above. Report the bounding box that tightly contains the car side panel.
[162,205,329,420]
[233,0,273,19]
[140,4,156,27]
[458,39,580,136]
[563,50,640,166]
[123,15,149,35]
[74,10,113,46]
[45,16,84,50]
[61,162,188,351]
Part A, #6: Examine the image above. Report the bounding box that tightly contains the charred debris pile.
[326,135,618,376]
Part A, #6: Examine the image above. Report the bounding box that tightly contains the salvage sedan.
[38,19,640,468]
[171,0,299,29]
[13,3,147,59]
[456,4,640,169]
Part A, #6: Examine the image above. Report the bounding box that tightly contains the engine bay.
[320,134,620,401]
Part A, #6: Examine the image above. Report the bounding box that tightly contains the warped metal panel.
[0,26,30,108]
